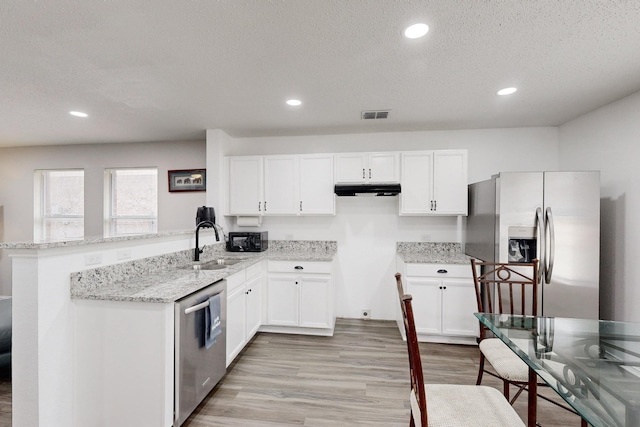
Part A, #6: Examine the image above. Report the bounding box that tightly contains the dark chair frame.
[471,259,539,402]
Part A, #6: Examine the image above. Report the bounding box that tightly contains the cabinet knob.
[437,269,448,274]
[294,266,303,270]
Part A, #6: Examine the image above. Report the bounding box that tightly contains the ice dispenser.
[507,226,537,263]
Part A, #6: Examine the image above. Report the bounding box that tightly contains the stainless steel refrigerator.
[466,171,600,319]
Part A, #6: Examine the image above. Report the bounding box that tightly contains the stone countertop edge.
[396,241,472,265]
[71,246,337,304]
[0,229,201,250]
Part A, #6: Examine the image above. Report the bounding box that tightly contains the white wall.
[559,90,640,322]
[208,127,559,319]
[0,140,207,295]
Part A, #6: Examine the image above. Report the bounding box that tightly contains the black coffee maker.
[196,206,215,226]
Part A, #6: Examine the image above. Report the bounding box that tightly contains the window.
[105,168,158,237]
[34,169,84,241]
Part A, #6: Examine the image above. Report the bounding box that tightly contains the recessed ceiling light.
[69,111,88,117]
[497,87,517,96]
[404,23,429,39]
[286,99,302,106]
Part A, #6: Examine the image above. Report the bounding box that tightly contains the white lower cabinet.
[226,262,263,366]
[402,263,478,344]
[264,260,335,334]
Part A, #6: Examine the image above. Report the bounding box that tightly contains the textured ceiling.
[1,0,640,147]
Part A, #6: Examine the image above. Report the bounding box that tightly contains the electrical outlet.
[361,309,371,319]
[117,249,132,260]
[84,253,103,266]
[421,234,432,242]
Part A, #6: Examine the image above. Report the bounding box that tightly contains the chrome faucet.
[194,220,220,261]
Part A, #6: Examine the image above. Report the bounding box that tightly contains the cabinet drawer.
[267,260,332,274]
[405,263,472,278]
[226,270,246,293]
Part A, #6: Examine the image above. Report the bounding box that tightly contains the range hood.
[334,183,401,197]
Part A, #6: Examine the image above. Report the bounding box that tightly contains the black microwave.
[226,231,268,252]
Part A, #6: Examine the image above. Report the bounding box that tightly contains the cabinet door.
[441,279,478,336]
[368,152,399,183]
[264,155,299,215]
[334,153,367,183]
[245,275,262,340]
[300,154,335,215]
[226,285,247,366]
[228,156,264,215]
[299,275,331,328]
[266,274,298,326]
[433,151,468,215]
[405,277,442,334]
[400,151,433,214]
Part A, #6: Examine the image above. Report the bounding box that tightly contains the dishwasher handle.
[184,290,223,315]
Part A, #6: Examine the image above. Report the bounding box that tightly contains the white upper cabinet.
[400,150,468,216]
[299,154,335,215]
[334,152,399,184]
[226,154,335,216]
[228,156,264,215]
[264,155,299,215]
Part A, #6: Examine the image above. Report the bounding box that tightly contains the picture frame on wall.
[168,169,206,192]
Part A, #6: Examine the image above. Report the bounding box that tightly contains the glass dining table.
[475,313,640,427]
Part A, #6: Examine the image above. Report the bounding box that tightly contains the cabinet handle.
[437,269,448,274]
[369,168,371,179]
[362,168,365,179]
[258,201,261,211]
[300,201,303,212]
[264,201,267,212]
[294,266,303,270]
[434,200,437,211]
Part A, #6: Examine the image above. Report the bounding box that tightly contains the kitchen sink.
[191,263,227,271]
[190,258,247,270]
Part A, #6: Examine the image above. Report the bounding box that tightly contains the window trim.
[33,169,85,242]
[103,167,158,237]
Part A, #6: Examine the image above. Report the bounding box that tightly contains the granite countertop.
[71,240,337,303]
[396,242,472,265]
[0,229,199,250]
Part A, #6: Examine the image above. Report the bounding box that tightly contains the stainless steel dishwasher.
[174,279,227,426]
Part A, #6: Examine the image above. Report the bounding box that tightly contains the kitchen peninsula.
[1,232,336,427]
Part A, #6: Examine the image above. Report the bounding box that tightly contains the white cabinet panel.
[226,154,335,217]
[245,275,262,339]
[441,280,478,336]
[226,285,247,366]
[433,151,468,215]
[264,155,299,215]
[400,150,467,216]
[228,156,263,215]
[300,154,335,215]
[266,261,334,333]
[226,263,263,366]
[405,277,442,334]
[368,152,400,183]
[334,152,399,184]
[299,275,332,328]
[266,274,299,326]
[402,263,478,342]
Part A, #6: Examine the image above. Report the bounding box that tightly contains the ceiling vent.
[361,110,390,120]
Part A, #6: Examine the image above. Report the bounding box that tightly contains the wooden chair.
[394,273,524,427]
[470,259,539,404]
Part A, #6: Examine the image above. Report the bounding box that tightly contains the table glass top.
[475,313,640,427]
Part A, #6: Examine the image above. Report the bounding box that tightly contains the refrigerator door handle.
[535,207,545,284]
[545,207,555,284]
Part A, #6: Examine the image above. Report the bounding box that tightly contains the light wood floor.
[184,318,584,426]
[0,319,583,426]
